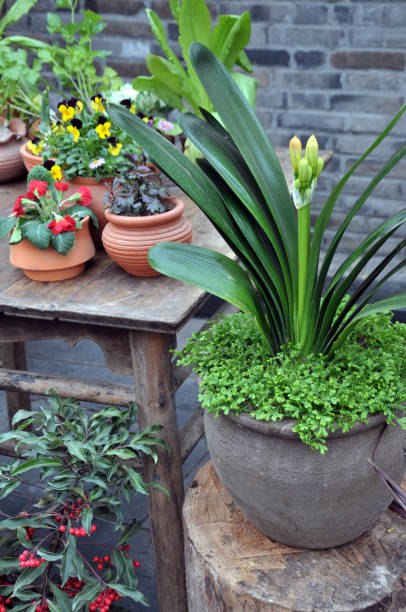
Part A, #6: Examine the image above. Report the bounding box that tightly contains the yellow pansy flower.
[95,120,111,139]
[27,138,44,156]
[58,100,75,122]
[108,141,123,156]
[91,94,105,113]
[50,164,62,181]
[67,125,80,142]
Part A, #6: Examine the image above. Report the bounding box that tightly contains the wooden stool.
[183,461,406,611]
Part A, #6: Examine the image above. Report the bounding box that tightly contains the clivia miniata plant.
[109,43,406,450]
[0,393,168,610]
[0,166,97,255]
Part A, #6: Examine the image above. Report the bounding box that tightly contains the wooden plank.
[184,461,406,611]
[130,330,187,612]
[0,342,31,427]
[0,367,134,406]
[180,406,204,462]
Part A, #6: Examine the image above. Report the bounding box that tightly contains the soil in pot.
[9,216,95,281]
[204,410,406,549]
[101,197,193,276]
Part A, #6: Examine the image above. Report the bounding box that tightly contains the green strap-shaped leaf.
[149,242,271,345]
[214,13,252,71]
[0,215,17,239]
[72,582,103,611]
[145,8,187,80]
[236,49,253,72]
[146,54,182,93]
[169,0,181,25]
[189,42,298,273]
[231,72,257,108]
[12,457,63,475]
[0,0,39,36]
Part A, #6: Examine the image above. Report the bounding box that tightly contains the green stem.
[297,202,310,343]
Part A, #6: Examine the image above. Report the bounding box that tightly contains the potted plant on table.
[110,43,406,550]
[102,154,192,276]
[20,93,143,240]
[0,165,97,281]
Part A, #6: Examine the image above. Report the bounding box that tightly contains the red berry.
[93,556,99,562]
[59,525,66,532]
[97,563,104,570]
[134,560,140,567]
[103,555,110,562]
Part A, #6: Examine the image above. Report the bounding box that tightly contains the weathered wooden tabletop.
[0,148,331,333]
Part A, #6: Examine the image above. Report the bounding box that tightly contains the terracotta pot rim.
[20,141,42,162]
[225,410,388,440]
[104,197,184,227]
[69,175,114,186]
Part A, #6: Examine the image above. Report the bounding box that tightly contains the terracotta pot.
[204,410,406,549]
[10,217,95,281]
[19,141,42,172]
[102,197,193,276]
[0,139,27,183]
[67,176,112,247]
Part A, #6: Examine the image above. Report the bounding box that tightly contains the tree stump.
[183,461,406,611]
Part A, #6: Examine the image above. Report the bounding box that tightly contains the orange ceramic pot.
[19,141,42,172]
[10,217,95,281]
[102,198,193,277]
[67,176,112,246]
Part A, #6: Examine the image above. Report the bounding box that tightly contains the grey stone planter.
[204,410,406,549]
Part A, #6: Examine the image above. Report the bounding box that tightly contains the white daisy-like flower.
[106,83,138,104]
[89,158,105,169]
[157,119,174,133]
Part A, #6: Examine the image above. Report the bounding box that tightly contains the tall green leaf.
[189,42,298,280]
[149,242,272,345]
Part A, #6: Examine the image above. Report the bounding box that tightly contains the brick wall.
[6,0,406,266]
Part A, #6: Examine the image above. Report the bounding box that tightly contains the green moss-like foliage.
[176,311,406,452]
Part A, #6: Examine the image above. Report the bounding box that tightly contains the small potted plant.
[0,165,97,281]
[20,94,143,241]
[102,155,192,276]
[110,43,406,550]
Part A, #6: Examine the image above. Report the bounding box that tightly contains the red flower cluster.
[65,524,97,536]
[54,181,69,192]
[18,550,46,568]
[24,526,34,540]
[72,185,92,206]
[33,601,48,612]
[28,180,48,197]
[93,554,112,570]
[89,587,120,612]
[47,216,76,235]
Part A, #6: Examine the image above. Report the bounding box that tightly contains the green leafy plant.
[176,310,406,451]
[134,0,257,115]
[109,43,406,362]
[0,46,42,122]
[5,0,122,107]
[0,392,167,610]
[104,155,171,217]
[0,0,39,39]
[0,166,98,255]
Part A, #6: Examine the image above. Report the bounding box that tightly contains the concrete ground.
[0,310,213,611]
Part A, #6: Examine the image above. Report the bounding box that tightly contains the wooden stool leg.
[0,342,31,428]
[130,330,187,612]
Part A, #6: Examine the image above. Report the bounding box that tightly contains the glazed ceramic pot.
[19,141,42,172]
[204,410,406,549]
[67,176,112,246]
[10,217,95,281]
[102,197,193,276]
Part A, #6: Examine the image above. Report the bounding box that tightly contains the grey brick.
[104,16,153,39]
[342,176,402,200]
[332,134,400,157]
[290,91,329,110]
[344,72,406,93]
[293,3,328,25]
[268,26,345,48]
[252,69,271,88]
[295,50,326,69]
[84,0,144,15]
[382,5,406,26]
[256,91,287,109]
[277,111,347,133]
[345,157,406,180]
[108,59,147,80]
[331,51,405,71]
[333,5,356,24]
[349,113,403,135]
[246,49,290,67]
[276,71,342,90]
[331,94,403,115]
